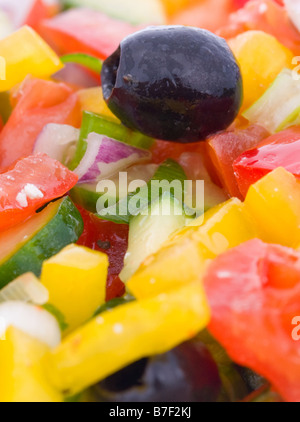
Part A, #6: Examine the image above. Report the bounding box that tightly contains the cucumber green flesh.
[96,159,187,224]
[70,183,108,214]
[69,112,154,170]
[0,197,83,289]
[120,192,187,282]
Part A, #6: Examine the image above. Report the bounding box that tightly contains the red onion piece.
[74,132,152,183]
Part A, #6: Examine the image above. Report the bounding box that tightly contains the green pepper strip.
[61,53,103,73]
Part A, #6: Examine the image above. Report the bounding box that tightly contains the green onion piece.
[69,111,154,170]
[61,53,103,73]
[43,303,69,332]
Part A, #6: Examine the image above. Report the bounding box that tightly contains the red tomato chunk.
[204,238,300,402]
[0,153,78,232]
[233,126,300,197]
[0,77,80,173]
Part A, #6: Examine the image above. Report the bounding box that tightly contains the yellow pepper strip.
[229,30,294,112]
[43,282,209,396]
[41,244,109,334]
[127,198,257,300]
[244,167,300,248]
[77,87,119,122]
[0,327,62,402]
[0,26,63,93]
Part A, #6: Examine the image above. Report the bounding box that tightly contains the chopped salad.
[0,0,299,403]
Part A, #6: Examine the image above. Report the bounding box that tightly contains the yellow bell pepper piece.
[77,87,119,122]
[43,282,210,396]
[244,167,300,248]
[229,30,294,111]
[161,0,193,16]
[0,26,63,92]
[41,244,109,333]
[0,327,62,402]
[127,198,257,299]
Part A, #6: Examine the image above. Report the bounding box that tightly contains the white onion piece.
[0,301,61,348]
[0,0,36,28]
[74,132,152,183]
[33,123,80,164]
[284,0,300,32]
[0,10,14,39]
[0,273,49,305]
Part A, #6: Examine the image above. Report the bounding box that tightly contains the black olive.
[90,338,221,402]
[101,25,243,143]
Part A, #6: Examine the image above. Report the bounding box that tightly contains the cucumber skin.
[70,186,101,214]
[0,197,84,289]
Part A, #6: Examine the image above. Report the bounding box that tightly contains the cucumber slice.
[70,163,158,213]
[70,182,107,214]
[62,0,166,25]
[97,159,187,224]
[243,69,300,133]
[0,197,83,289]
[120,192,188,282]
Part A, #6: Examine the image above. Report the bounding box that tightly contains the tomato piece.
[76,206,128,301]
[0,77,80,173]
[0,0,49,30]
[233,126,300,197]
[207,125,269,198]
[169,0,233,32]
[232,0,283,8]
[40,8,143,60]
[232,0,250,8]
[218,0,300,55]
[150,140,220,185]
[0,153,78,232]
[204,238,300,402]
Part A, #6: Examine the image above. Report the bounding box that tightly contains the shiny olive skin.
[90,338,221,402]
[101,25,243,143]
